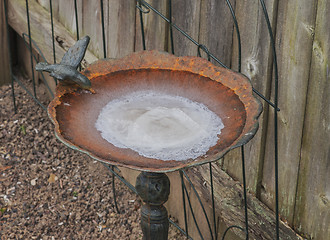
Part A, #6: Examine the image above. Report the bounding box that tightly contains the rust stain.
[48,50,262,172]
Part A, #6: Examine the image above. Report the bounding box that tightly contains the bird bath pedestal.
[136,172,170,239]
[47,51,262,240]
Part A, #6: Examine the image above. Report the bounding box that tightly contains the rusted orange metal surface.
[48,51,262,172]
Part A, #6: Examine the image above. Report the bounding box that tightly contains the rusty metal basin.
[48,51,262,172]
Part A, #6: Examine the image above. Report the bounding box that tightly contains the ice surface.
[95,91,224,161]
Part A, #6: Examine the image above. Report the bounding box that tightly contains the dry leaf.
[48,173,57,183]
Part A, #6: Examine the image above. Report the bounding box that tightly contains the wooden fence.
[1,0,329,239]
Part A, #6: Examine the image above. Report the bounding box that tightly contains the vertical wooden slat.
[0,0,11,86]
[107,0,136,58]
[58,0,83,39]
[222,0,278,194]
[135,0,168,52]
[80,1,103,58]
[293,0,330,239]
[261,0,318,224]
[37,0,59,15]
[171,0,201,56]
[198,0,236,67]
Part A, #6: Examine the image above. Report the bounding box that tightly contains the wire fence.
[3,0,280,239]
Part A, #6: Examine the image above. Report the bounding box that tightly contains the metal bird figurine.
[35,36,92,91]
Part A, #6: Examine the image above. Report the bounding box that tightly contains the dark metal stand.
[135,172,170,240]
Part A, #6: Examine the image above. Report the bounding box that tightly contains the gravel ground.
[0,77,184,239]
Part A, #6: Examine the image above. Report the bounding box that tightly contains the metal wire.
[254,88,280,111]
[74,0,81,71]
[197,44,211,61]
[103,164,138,194]
[111,166,120,213]
[49,0,57,85]
[196,26,246,239]
[209,163,218,240]
[259,1,280,239]
[25,0,37,98]
[13,75,47,111]
[182,170,214,240]
[196,37,249,240]
[74,0,79,40]
[103,163,133,214]
[224,3,250,237]
[169,218,193,240]
[22,33,54,99]
[180,171,189,239]
[49,0,56,64]
[137,0,147,50]
[225,0,241,72]
[136,0,150,14]
[181,173,205,240]
[168,0,174,54]
[100,0,107,59]
[241,146,249,239]
[221,225,246,240]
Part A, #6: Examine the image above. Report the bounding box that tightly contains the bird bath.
[48,50,262,239]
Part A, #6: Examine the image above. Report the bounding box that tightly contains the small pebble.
[31,179,37,186]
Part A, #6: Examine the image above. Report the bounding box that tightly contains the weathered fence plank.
[0,0,11,86]
[198,0,235,67]
[171,0,201,56]
[222,0,278,194]
[135,0,167,51]
[80,1,104,58]
[107,0,135,58]
[261,0,318,224]
[293,0,330,239]
[57,0,82,39]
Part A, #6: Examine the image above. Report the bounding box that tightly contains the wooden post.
[0,0,11,86]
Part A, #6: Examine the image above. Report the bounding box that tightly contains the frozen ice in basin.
[95,91,224,161]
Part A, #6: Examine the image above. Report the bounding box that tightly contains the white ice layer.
[95,91,224,161]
